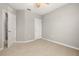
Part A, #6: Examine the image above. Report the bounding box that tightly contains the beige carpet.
[0,39,79,56]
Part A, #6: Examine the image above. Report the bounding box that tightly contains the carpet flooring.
[0,39,79,56]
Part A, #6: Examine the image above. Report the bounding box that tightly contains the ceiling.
[8,3,67,15]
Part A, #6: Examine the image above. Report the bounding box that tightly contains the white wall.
[42,4,79,48]
[0,9,2,49]
[16,10,25,41]
[16,10,41,41]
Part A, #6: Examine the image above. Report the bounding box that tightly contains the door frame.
[2,9,8,49]
[34,18,42,39]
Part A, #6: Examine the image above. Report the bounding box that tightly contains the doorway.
[2,10,16,49]
[4,13,8,48]
[34,18,42,39]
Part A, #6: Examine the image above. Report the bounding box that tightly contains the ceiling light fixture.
[34,3,49,8]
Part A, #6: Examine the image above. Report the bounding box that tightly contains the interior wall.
[0,9,2,49]
[16,10,25,41]
[16,10,41,41]
[42,4,79,48]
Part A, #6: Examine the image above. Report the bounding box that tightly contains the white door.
[2,10,16,48]
[35,18,42,39]
[8,12,16,47]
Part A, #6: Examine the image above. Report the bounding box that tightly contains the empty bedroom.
[0,3,79,56]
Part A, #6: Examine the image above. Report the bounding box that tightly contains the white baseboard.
[42,38,79,50]
[14,38,79,50]
[15,39,39,43]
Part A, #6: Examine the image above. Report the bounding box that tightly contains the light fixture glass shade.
[34,3,49,8]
